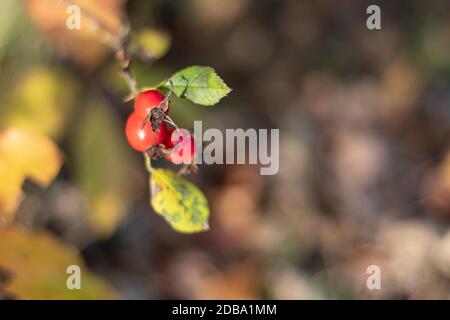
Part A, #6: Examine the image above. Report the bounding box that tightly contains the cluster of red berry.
[125,89,195,164]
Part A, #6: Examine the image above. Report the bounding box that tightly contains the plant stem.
[144,152,153,174]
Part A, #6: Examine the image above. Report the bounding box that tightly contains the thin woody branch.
[115,44,139,98]
[59,0,139,98]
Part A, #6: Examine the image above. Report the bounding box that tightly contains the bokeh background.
[1,0,450,299]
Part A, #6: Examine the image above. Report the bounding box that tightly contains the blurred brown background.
[1,0,450,299]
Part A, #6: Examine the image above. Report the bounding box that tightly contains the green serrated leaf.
[150,168,209,233]
[159,66,231,106]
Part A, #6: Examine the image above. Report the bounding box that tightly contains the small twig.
[177,164,198,176]
[57,0,121,47]
[144,152,153,174]
[116,47,139,97]
[58,1,138,98]
[163,80,174,101]
[164,116,179,130]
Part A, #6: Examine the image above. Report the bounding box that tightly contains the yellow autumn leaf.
[0,226,119,299]
[150,168,209,233]
[0,128,63,224]
[1,68,79,140]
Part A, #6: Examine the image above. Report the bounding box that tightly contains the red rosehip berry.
[166,129,195,164]
[134,89,167,120]
[125,112,169,152]
[155,121,170,146]
[165,127,176,148]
